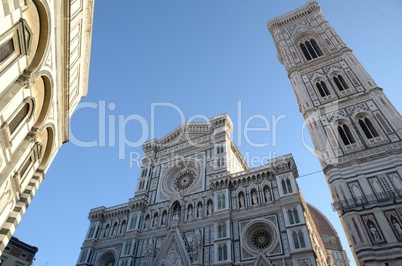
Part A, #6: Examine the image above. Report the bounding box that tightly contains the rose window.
[251,229,272,250]
[174,169,196,191]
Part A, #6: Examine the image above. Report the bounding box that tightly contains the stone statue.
[187,207,193,220]
[369,224,380,241]
[265,188,271,202]
[239,194,245,208]
[252,191,258,205]
[197,205,202,218]
[162,212,167,225]
[207,202,213,215]
[393,220,402,237]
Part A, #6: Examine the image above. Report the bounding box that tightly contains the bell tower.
[268,1,402,265]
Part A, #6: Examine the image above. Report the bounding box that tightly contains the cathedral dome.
[306,203,343,251]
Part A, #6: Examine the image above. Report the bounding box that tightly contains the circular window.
[174,169,196,191]
[241,219,278,255]
[251,228,272,250]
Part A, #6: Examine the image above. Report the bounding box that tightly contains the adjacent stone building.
[0,236,38,265]
[268,1,402,265]
[0,0,94,255]
[77,114,349,266]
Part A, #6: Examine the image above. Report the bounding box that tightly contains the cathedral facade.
[77,114,349,266]
[0,0,94,255]
[268,1,402,265]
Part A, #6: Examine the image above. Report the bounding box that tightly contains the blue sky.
[14,1,402,265]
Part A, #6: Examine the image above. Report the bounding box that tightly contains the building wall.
[0,236,38,266]
[77,114,348,266]
[0,0,94,254]
[268,1,402,265]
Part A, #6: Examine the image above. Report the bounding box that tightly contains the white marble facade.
[268,1,402,265]
[0,0,94,256]
[77,114,348,266]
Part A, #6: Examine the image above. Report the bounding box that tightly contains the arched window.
[218,243,228,261]
[292,230,306,249]
[298,231,306,248]
[293,209,300,223]
[286,179,293,193]
[358,117,379,139]
[337,123,355,145]
[218,193,226,210]
[88,226,95,239]
[333,74,349,91]
[218,223,227,238]
[300,39,323,61]
[292,231,299,249]
[316,81,331,97]
[288,208,300,224]
[288,209,294,224]
[282,179,288,194]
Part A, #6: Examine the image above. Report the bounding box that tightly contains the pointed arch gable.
[254,252,273,266]
[152,230,191,266]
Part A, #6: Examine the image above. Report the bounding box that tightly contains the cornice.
[142,114,233,153]
[62,0,71,143]
[267,1,321,32]
[302,87,384,118]
[323,141,402,173]
[209,154,297,190]
[88,203,131,221]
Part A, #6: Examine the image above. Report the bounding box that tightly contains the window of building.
[217,243,228,261]
[288,208,300,225]
[358,117,379,139]
[218,223,227,238]
[286,179,293,193]
[316,81,331,97]
[0,39,14,63]
[282,178,293,194]
[293,209,300,223]
[88,225,95,239]
[292,230,306,249]
[217,193,226,210]
[288,209,294,224]
[216,145,224,154]
[20,252,28,259]
[300,39,323,61]
[282,179,287,194]
[9,102,31,135]
[124,241,132,255]
[337,123,355,145]
[333,74,349,91]
[217,157,225,168]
